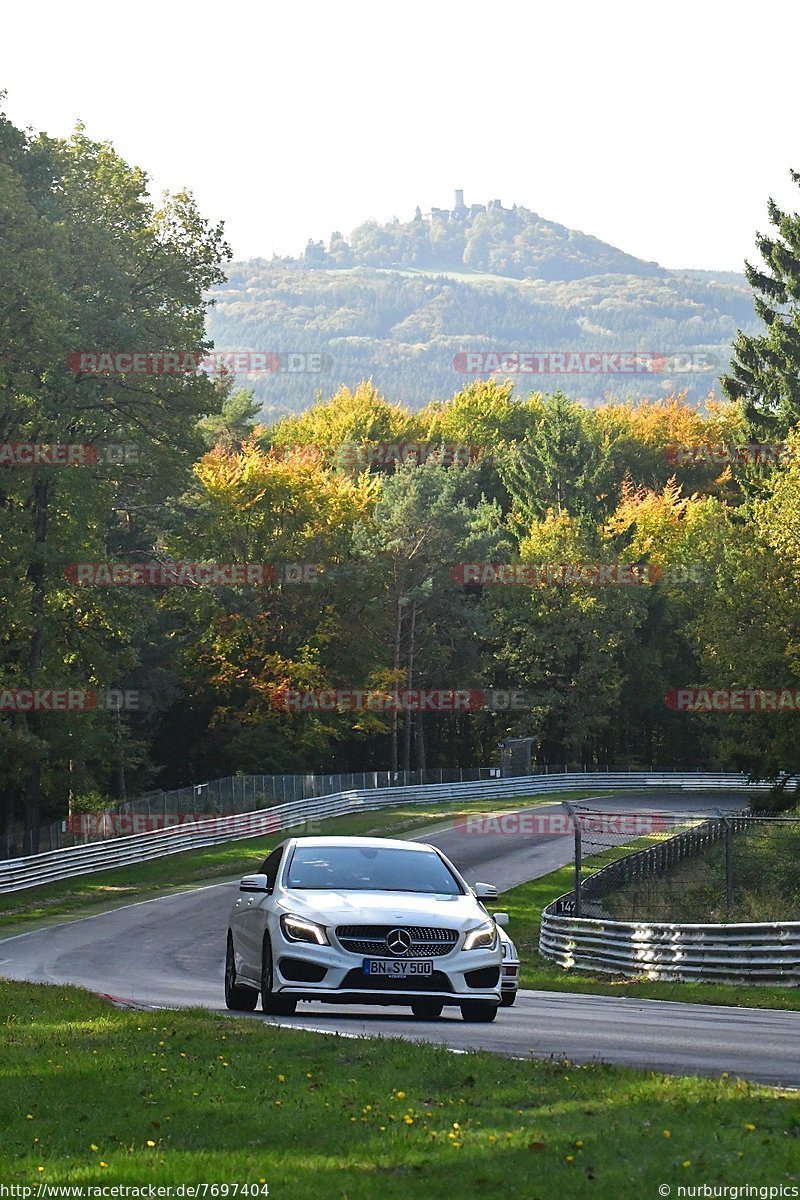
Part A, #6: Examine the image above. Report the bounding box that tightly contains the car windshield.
[285,845,463,894]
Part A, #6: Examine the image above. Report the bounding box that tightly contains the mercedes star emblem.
[385,928,412,956]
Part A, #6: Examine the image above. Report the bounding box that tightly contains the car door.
[238,845,285,979]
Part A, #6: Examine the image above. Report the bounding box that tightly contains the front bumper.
[272,937,503,1006]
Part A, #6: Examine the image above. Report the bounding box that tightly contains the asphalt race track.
[2,791,798,1088]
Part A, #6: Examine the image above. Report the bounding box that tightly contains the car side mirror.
[474,882,499,899]
[239,873,270,893]
[492,912,509,926]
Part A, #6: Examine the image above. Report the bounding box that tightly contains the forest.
[3,109,800,849]
[208,198,758,416]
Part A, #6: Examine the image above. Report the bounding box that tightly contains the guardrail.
[0,771,763,894]
[539,809,799,983]
[539,911,800,984]
[3,767,507,858]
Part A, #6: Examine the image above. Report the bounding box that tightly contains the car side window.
[259,847,284,891]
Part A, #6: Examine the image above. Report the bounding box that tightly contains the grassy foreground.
[1,981,796,1197]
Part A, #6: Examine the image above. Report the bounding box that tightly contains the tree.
[197,388,262,450]
[0,111,230,848]
[689,431,800,777]
[351,462,510,771]
[497,392,616,527]
[487,510,651,765]
[160,440,378,775]
[722,170,800,437]
[266,380,417,469]
[593,395,746,496]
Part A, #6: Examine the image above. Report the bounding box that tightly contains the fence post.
[714,808,734,916]
[724,816,734,915]
[563,802,582,917]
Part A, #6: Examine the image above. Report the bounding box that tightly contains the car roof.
[285,835,435,852]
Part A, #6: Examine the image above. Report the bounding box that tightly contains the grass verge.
[0,980,795,1196]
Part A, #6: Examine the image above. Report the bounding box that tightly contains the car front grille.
[335,924,459,958]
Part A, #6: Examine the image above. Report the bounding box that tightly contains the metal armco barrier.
[0,771,763,893]
[539,911,800,984]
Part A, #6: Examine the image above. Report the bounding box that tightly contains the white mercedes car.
[225,835,509,1022]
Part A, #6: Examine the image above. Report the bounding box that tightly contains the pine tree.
[722,170,800,436]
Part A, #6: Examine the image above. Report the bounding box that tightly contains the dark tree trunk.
[390,598,402,774]
[403,600,417,774]
[415,710,426,771]
[22,475,50,853]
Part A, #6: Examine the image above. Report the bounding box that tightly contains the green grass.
[328,265,519,284]
[0,980,795,1196]
[603,822,800,923]
[0,792,600,935]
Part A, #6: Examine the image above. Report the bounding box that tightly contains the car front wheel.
[500,991,517,1008]
[225,934,258,1011]
[460,1002,498,1023]
[261,935,297,1016]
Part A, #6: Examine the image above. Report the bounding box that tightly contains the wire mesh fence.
[1,762,679,859]
[0,767,503,858]
[559,803,800,922]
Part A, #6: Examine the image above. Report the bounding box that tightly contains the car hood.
[279,888,487,927]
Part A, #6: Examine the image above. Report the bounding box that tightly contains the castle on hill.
[420,191,505,221]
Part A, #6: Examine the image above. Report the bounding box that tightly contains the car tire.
[410,1000,444,1019]
[225,933,258,1011]
[261,935,297,1015]
[500,991,517,1008]
[460,1002,498,1023]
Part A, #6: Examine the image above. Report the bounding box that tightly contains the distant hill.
[206,195,757,418]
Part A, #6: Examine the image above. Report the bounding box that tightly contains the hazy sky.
[3,0,799,271]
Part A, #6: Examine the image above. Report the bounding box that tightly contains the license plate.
[363,958,434,978]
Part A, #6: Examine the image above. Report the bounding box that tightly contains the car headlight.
[462,920,497,952]
[280,913,329,945]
